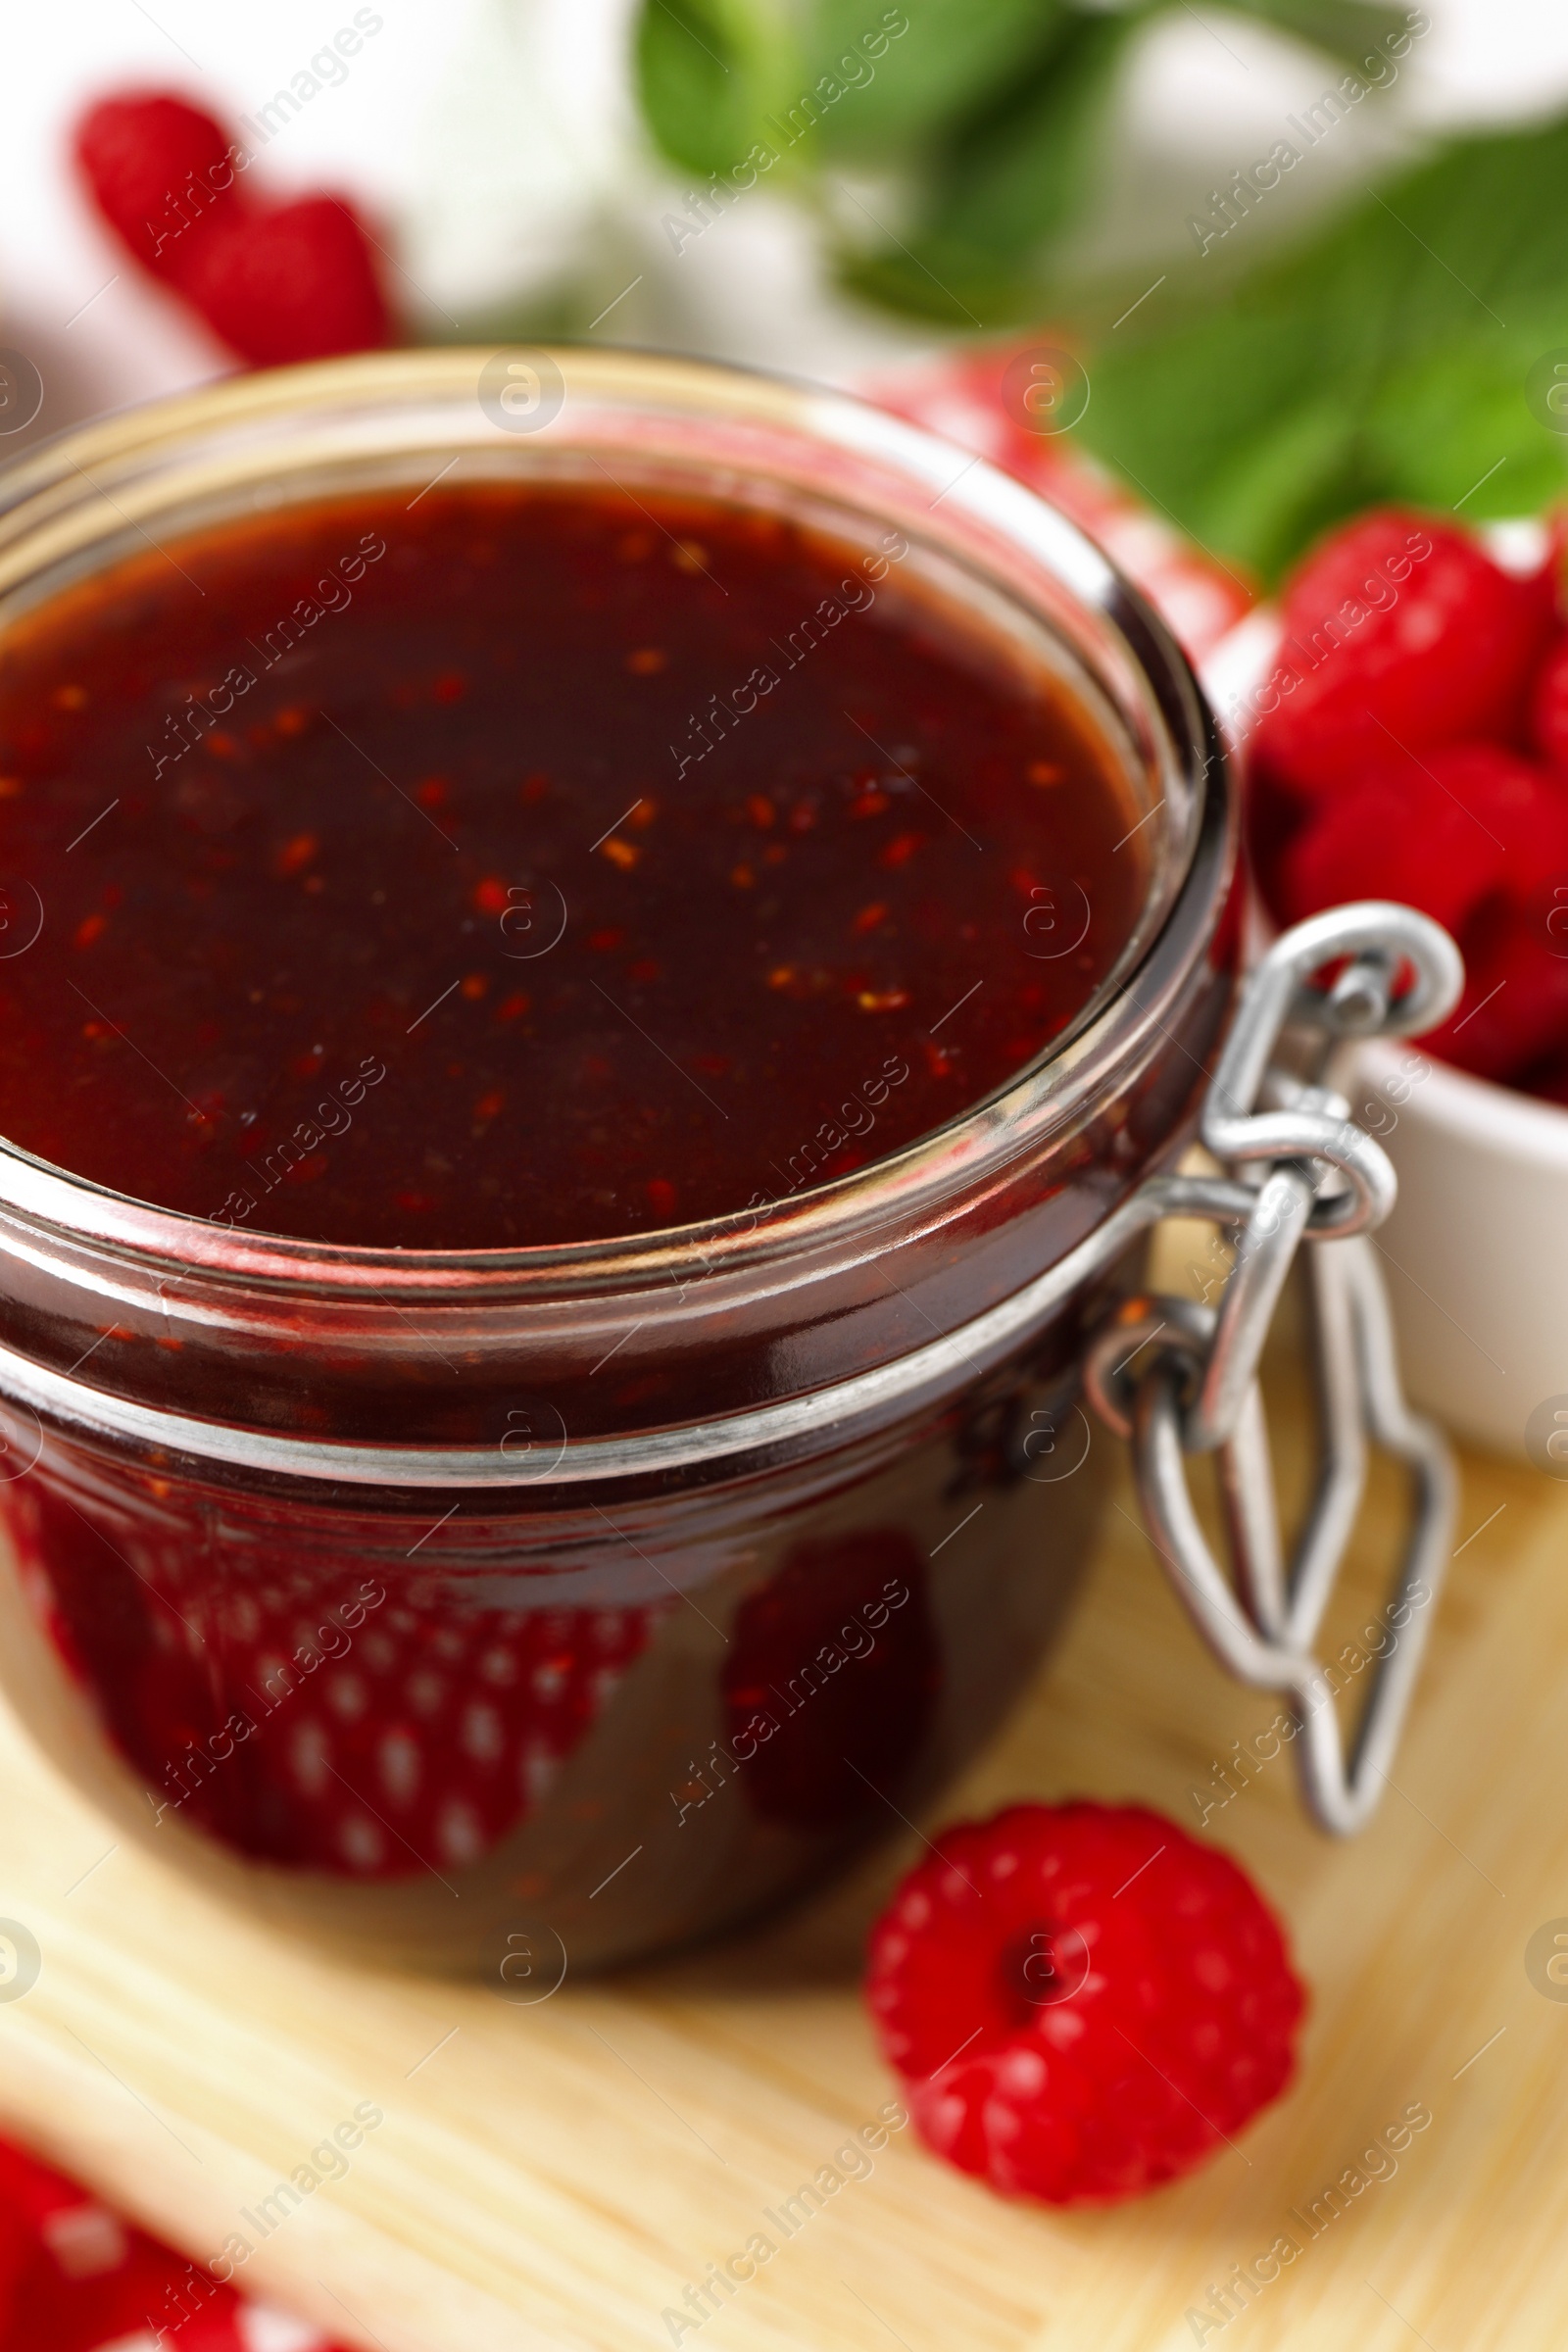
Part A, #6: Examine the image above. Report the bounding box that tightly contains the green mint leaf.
[831,12,1140,327]
[808,0,1068,159]
[634,0,802,177]
[1080,111,1568,577]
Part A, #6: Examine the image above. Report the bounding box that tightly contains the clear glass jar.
[0,350,1234,1974]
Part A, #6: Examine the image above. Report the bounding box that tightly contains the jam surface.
[0,481,1144,1249]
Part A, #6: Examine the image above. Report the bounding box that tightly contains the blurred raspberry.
[1532,633,1568,772]
[74,88,391,365]
[74,92,240,283]
[1252,510,1558,800]
[1423,902,1568,1085]
[1273,742,1568,936]
[865,1800,1304,2205]
[180,194,391,366]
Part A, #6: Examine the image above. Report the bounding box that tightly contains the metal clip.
[1086,903,1464,1835]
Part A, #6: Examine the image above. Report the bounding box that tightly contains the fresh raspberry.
[73,88,391,364]
[74,92,241,283]
[1423,902,1568,1084]
[865,1801,1304,2204]
[1531,633,1568,772]
[180,194,391,366]
[12,1478,662,1878]
[1271,742,1568,937]
[1251,510,1557,800]
[720,1529,940,1830]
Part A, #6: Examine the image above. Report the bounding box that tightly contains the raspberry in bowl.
[1235,505,1568,1456]
[0,350,1235,1972]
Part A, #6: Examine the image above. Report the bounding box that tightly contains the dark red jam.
[0,481,1144,1248]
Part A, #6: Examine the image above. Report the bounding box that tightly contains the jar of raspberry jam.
[0,350,1234,1973]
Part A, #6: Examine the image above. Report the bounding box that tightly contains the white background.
[0,0,1564,431]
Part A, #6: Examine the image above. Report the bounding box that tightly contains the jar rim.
[0,345,1232,1300]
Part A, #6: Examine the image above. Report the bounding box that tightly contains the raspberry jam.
[0,353,1234,1972]
[0,482,1143,1249]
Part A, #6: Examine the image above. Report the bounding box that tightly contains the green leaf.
[924,12,1143,261]
[1080,114,1568,578]
[807,0,1069,159]
[831,12,1142,327]
[633,0,802,177]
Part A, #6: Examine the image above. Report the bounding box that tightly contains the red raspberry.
[181,194,391,366]
[865,1801,1304,2204]
[1532,633,1568,772]
[1271,742,1568,937]
[74,92,240,283]
[1423,902,1568,1085]
[1252,510,1557,800]
[73,88,390,365]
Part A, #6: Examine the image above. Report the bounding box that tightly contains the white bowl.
[1348,1043,1568,1459]
[1200,553,1568,1465]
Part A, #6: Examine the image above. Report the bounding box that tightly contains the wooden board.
[0,1347,1562,2352]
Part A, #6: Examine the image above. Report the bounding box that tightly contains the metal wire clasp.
[1086,902,1465,1835]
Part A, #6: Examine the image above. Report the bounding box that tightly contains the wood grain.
[0,1338,1559,2352]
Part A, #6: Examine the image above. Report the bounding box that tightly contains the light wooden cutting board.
[0,1355,1559,2352]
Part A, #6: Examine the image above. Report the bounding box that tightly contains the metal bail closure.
[1086,903,1465,1836]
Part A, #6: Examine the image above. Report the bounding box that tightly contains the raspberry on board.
[1251,509,1558,800]
[865,1800,1304,2205]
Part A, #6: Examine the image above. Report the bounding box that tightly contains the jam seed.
[646,1177,677,1217]
[626,648,666,675]
[74,913,107,949]
[880,831,921,869]
[600,838,640,870]
[852,902,889,936]
[275,832,318,877]
[461,974,488,1000]
[747,795,775,829]
[857,987,909,1012]
[473,875,509,915]
[1027,760,1066,786]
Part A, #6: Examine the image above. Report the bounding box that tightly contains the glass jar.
[0,350,1234,1975]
